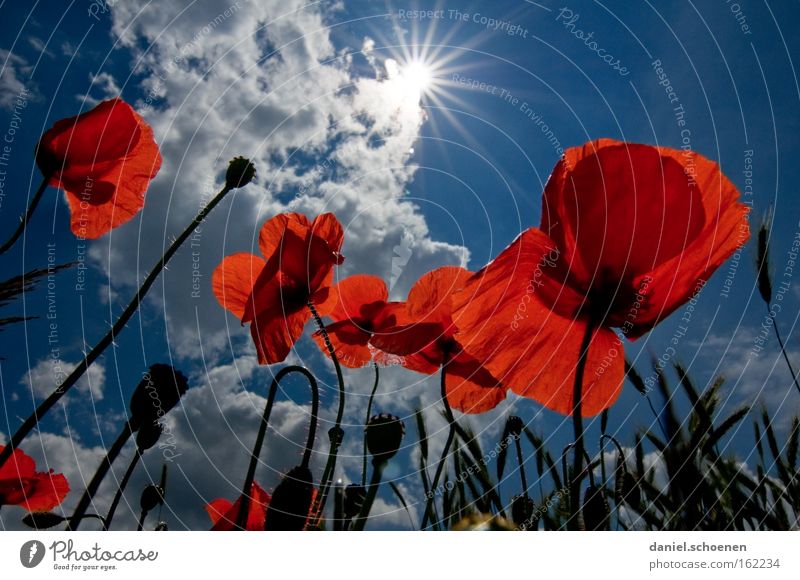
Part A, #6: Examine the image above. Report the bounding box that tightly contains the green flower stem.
[351,458,386,531]
[235,365,318,530]
[68,421,134,530]
[0,183,235,471]
[420,359,453,530]
[307,301,346,527]
[0,175,49,255]
[362,362,380,486]
[569,321,596,531]
[103,448,142,530]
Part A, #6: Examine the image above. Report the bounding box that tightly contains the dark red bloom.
[454,139,750,416]
[370,266,505,414]
[35,98,162,239]
[0,446,69,512]
[312,274,401,368]
[205,481,271,531]
[212,212,344,364]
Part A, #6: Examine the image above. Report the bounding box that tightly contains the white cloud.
[0,49,35,111]
[83,72,121,105]
[19,358,106,402]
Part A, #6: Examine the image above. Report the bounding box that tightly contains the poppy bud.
[619,472,641,507]
[22,511,67,529]
[264,465,315,531]
[225,156,256,189]
[136,421,163,451]
[154,521,168,531]
[343,484,366,520]
[129,364,189,431]
[140,484,165,513]
[582,485,610,531]
[510,494,537,530]
[328,426,344,447]
[506,415,524,439]
[365,413,405,462]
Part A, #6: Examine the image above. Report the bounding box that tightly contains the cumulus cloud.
[0,49,35,110]
[19,358,106,402]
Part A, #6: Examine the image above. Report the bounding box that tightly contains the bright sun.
[385,59,434,107]
[401,61,432,95]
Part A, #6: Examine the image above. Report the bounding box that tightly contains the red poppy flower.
[205,481,271,531]
[453,139,750,416]
[0,446,69,512]
[370,266,506,414]
[35,98,162,239]
[212,212,344,364]
[312,274,403,368]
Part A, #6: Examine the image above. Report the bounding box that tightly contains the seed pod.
[510,494,537,530]
[136,421,163,451]
[582,485,610,531]
[225,156,256,189]
[264,465,315,531]
[140,484,165,513]
[154,521,168,531]
[343,484,366,520]
[365,413,405,462]
[129,364,188,431]
[328,426,344,447]
[22,512,66,529]
[506,415,524,439]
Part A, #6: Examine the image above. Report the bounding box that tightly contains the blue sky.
[1,0,799,530]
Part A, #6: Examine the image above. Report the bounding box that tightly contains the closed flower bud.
[136,421,163,451]
[22,511,67,529]
[264,465,315,531]
[328,426,344,447]
[225,156,256,189]
[343,484,366,520]
[154,521,168,531]
[510,494,536,530]
[365,413,405,462]
[506,415,524,439]
[140,484,165,513]
[129,364,188,431]
[582,485,610,531]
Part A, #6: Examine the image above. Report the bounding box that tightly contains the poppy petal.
[251,306,309,364]
[258,212,311,260]
[212,253,267,320]
[19,472,70,512]
[445,351,508,414]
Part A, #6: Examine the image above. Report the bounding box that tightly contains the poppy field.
[0,2,798,535]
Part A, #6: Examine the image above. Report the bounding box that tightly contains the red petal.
[542,139,706,286]
[454,228,623,416]
[445,350,507,414]
[0,446,36,480]
[258,212,310,260]
[212,253,267,320]
[310,212,345,255]
[328,275,388,321]
[251,306,309,364]
[313,320,372,368]
[407,266,472,326]
[206,482,271,531]
[19,472,70,512]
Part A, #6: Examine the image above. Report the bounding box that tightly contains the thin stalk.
[235,365,318,530]
[362,362,380,486]
[351,459,386,531]
[769,307,800,397]
[307,301,346,526]
[68,421,134,530]
[0,175,48,255]
[420,358,453,530]
[0,183,235,470]
[103,449,141,530]
[569,321,596,531]
[514,436,529,496]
